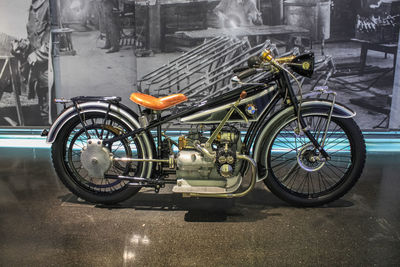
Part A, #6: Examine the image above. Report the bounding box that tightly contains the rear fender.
[47,101,155,178]
[253,100,356,182]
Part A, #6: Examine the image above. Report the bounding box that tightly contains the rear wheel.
[264,111,366,207]
[51,112,151,204]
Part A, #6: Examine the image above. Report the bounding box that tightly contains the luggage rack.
[55,96,122,104]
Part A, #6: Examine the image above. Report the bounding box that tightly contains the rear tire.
[263,110,366,207]
[51,112,151,205]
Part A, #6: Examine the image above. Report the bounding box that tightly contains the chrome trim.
[305,100,356,119]
[195,143,215,160]
[114,158,169,163]
[184,119,260,124]
[180,86,276,123]
[321,93,337,147]
[54,98,72,104]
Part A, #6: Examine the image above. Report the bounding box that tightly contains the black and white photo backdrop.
[0,0,53,126]
[0,0,399,129]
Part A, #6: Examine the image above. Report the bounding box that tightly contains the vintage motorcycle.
[43,49,366,207]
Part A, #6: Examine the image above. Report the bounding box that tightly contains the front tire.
[263,110,366,207]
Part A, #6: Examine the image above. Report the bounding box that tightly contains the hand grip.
[237,68,257,80]
[233,67,250,73]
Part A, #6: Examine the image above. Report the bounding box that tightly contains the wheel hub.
[297,144,325,172]
[81,139,113,178]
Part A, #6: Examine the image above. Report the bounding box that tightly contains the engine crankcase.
[176,150,215,180]
[174,149,242,193]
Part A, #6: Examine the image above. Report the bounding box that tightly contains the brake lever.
[231,76,241,84]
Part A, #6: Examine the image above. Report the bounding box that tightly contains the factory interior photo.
[1,0,400,266]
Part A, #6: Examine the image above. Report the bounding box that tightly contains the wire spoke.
[269,114,354,199]
[271,149,297,161]
[272,157,298,173]
[63,114,142,194]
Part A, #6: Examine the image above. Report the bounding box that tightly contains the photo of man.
[101,0,121,53]
[0,0,52,126]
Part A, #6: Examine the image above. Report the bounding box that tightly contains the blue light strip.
[0,129,399,152]
[0,128,399,135]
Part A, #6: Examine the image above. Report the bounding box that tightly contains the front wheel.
[264,111,366,207]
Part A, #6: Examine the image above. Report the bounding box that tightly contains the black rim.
[62,114,143,195]
[268,115,354,199]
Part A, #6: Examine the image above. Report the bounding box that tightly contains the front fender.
[253,100,356,182]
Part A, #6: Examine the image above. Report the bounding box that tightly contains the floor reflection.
[0,148,399,266]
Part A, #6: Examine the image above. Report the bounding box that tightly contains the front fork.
[283,72,332,161]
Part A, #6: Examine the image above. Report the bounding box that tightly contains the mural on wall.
[0,0,399,129]
[53,0,138,111]
[0,0,53,126]
[134,0,400,130]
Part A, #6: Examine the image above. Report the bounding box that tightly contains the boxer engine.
[173,127,243,194]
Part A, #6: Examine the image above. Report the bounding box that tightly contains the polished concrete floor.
[0,148,399,266]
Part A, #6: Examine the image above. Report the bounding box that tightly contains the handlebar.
[237,68,258,80]
[231,49,302,83]
[232,66,250,73]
